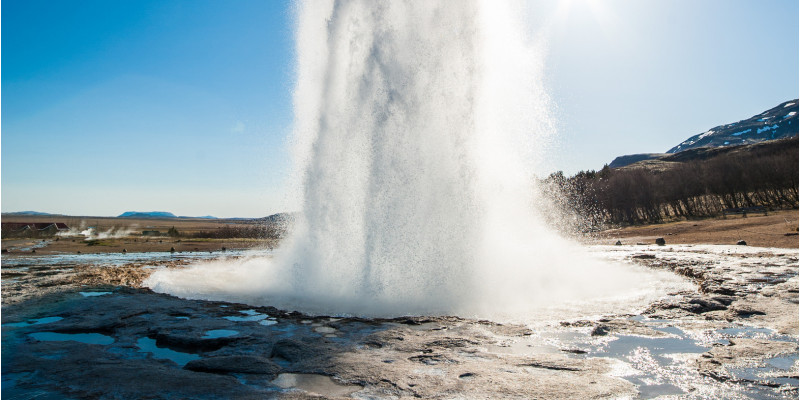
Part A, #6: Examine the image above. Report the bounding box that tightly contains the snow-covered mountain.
[667,99,798,153]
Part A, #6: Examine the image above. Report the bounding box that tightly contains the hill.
[2,211,61,217]
[668,99,798,153]
[610,100,798,168]
[118,211,178,219]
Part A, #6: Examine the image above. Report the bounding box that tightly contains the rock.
[615,240,622,246]
[170,247,176,253]
[122,249,127,253]
[736,240,747,245]
[655,237,666,246]
[686,297,727,313]
[2,249,8,253]
[270,339,309,362]
[697,338,797,384]
[590,324,611,336]
[184,355,281,375]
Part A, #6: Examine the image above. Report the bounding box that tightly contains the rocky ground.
[1,236,275,255]
[2,245,798,399]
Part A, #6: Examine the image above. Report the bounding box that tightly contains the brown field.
[3,210,798,256]
[1,215,278,255]
[594,209,799,248]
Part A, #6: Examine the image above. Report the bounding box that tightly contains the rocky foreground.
[2,245,798,399]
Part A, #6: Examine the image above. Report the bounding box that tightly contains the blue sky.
[2,0,798,217]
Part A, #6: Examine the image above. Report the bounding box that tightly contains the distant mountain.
[608,153,668,169]
[667,99,798,153]
[2,211,60,216]
[609,99,799,169]
[118,211,178,219]
[612,136,796,172]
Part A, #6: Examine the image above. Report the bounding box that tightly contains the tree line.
[541,137,798,228]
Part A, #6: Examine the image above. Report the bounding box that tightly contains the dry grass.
[594,209,799,248]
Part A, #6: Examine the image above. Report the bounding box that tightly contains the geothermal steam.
[146,1,689,321]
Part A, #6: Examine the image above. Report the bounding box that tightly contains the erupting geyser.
[146,0,689,322]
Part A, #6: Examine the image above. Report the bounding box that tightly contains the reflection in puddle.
[271,373,362,397]
[202,329,238,339]
[314,326,337,334]
[29,332,114,345]
[224,310,269,322]
[4,317,63,328]
[136,337,200,366]
[80,291,112,297]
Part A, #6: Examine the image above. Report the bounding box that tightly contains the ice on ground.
[730,129,752,136]
[698,130,714,139]
[757,124,779,134]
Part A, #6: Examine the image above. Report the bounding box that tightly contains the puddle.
[3,316,63,328]
[224,310,269,322]
[259,319,278,326]
[80,291,112,297]
[202,329,238,339]
[175,316,190,320]
[136,337,200,366]
[594,331,710,358]
[314,326,337,334]
[764,355,796,370]
[271,373,362,397]
[29,332,114,345]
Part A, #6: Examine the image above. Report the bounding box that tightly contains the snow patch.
[757,124,779,134]
[730,129,752,136]
[782,112,796,119]
[784,102,795,108]
[698,130,714,139]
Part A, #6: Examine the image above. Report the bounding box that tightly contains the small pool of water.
[80,291,112,297]
[201,329,238,339]
[3,316,63,328]
[271,373,362,397]
[136,337,200,366]
[224,310,269,322]
[314,326,337,334]
[29,331,114,345]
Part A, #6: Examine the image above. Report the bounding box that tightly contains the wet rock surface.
[2,245,798,399]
